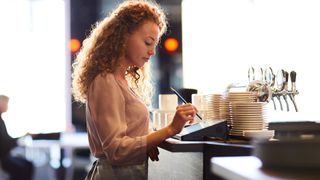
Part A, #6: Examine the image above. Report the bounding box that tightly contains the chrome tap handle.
[283,71,289,111]
[271,98,277,110]
[265,67,276,110]
[289,93,298,112]
[290,71,296,92]
[275,69,285,111]
[248,67,255,82]
[275,69,285,91]
[289,71,298,112]
[284,71,289,91]
[270,88,277,110]
[276,94,283,111]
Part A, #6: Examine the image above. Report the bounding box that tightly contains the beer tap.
[264,67,277,110]
[282,71,290,111]
[246,67,299,112]
[275,69,285,111]
[288,71,299,112]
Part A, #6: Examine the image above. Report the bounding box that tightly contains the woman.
[72,1,197,179]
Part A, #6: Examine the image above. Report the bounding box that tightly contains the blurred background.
[1,0,320,179]
[0,0,183,179]
[0,0,184,138]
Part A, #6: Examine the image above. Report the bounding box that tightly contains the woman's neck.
[114,67,126,80]
[115,57,129,78]
[114,65,129,86]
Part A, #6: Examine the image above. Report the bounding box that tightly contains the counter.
[211,156,320,180]
[148,138,253,180]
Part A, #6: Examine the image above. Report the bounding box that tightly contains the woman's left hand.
[148,147,159,161]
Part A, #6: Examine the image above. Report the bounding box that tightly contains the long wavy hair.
[72,0,167,106]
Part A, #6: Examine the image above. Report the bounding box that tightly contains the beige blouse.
[86,73,149,166]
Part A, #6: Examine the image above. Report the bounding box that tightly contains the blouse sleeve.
[87,74,147,165]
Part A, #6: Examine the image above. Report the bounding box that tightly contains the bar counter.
[148,138,253,180]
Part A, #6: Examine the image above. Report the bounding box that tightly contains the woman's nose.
[148,47,155,56]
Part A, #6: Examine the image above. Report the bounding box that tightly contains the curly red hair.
[72,0,167,104]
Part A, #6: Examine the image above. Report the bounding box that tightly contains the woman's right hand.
[168,103,198,135]
[146,103,198,151]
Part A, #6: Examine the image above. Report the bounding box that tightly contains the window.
[0,0,70,137]
[182,0,320,122]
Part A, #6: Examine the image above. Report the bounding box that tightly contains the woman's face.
[124,21,160,68]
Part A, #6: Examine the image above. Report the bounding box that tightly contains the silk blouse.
[86,73,149,166]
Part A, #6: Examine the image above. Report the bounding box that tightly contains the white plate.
[243,130,274,139]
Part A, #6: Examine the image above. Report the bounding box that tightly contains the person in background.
[72,0,197,179]
[0,95,34,180]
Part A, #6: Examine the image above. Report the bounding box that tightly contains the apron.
[85,157,148,180]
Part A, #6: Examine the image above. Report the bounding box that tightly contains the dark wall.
[70,0,98,42]
[70,0,99,131]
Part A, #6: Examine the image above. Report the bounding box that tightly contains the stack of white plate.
[225,92,256,127]
[228,102,274,139]
[227,92,257,102]
[203,94,225,120]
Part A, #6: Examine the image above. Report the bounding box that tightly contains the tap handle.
[275,69,285,91]
[290,71,297,92]
[284,71,289,90]
[290,71,296,83]
[284,71,289,83]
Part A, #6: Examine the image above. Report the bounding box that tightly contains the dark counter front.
[148,138,253,180]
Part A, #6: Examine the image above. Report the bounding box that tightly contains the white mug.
[191,94,206,110]
[158,94,178,111]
